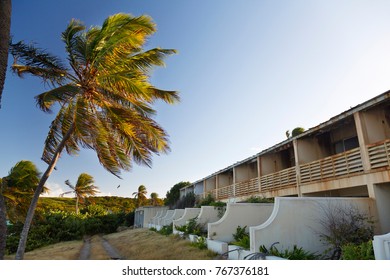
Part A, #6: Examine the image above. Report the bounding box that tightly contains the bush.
[259,243,318,260]
[158,224,173,236]
[318,203,375,259]
[244,196,274,203]
[341,240,375,260]
[231,226,250,250]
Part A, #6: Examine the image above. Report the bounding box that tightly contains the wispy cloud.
[41,182,69,198]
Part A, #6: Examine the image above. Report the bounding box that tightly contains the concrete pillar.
[293,139,302,197]
[354,112,371,171]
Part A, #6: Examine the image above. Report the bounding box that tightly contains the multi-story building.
[181,90,390,233]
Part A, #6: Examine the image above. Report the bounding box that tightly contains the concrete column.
[257,156,262,192]
[293,139,302,197]
[354,111,371,171]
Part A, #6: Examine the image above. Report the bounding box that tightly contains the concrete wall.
[235,162,257,182]
[197,206,223,230]
[205,176,216,192]
[149,209,168,228]
[374,183,390,233]
[162,209,185,226]
[173,208,201,227]
[361,107,390,144]
[296,138,329,164]
[217,171,233,188]
[208,203,274,243]
[159,210,175,226]
[134,206,168,228]
[250,197,378,256]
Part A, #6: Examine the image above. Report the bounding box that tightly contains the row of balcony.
[199,140,390,200]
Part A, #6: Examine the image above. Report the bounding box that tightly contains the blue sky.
[1,0,390,199]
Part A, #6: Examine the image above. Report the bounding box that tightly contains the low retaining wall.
[208,203,274,243]
[173,208,201,228]
[197,206,223,230]
[250,197,378,256]
[149,209,168,228]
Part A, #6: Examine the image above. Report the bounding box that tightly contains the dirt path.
[78,235,123,260]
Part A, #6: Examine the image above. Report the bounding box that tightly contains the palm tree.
[10,13,178,259]
[150,192,160,206]
[133,185,147,207]
[62,173,99,214]
[0,160,43,259]
[0,0,11,108]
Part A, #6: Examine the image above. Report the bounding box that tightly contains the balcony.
[300,147,363,184]
[368,140,390,169]
[260,166,296,191]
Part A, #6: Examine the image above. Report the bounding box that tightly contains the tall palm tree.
[0,160,43,259]
[132,185,147,207]
[10,13,178,259]
[0,0,11,108]
[62,173,99,214]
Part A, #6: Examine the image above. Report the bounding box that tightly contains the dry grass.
[4,228,217,260]
[5,240,84,260]
[105,228,217,260]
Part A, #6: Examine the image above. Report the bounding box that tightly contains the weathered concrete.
[208,203,274,243]
[250,197,378,256]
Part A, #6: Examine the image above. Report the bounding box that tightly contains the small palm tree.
[150,192,160,206]
[62,173,99,214]
[10,13,178,259]
[0,161,44,259]
[133,185,147,207]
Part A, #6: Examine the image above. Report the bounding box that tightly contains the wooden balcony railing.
[235,177,259,196]
[368,140,390,169]
[300,147,363,184]
[260,166,296,191]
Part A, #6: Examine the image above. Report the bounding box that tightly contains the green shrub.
[259,244,318,260]
[191,236,207,250]
[158,224,173,236]
[244,196,274,203]
[341,240,375,260]
[318,203,374,259]
[231,226,250,250]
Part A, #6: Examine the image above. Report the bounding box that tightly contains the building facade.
[181,90,390,233]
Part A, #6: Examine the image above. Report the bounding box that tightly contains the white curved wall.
[208,203,274,242]
[250,197,378,255]
[173,208,201,227]
[197,206,223,230]
[159,210,175,226]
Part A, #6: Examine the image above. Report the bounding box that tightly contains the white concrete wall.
[250,197,378,256]
[173,208,201,227]
[373,232,390,260]
[197,206,223,230]
[135,206,168,228]
[159,210,175,226]
[208,203,274,243]
[373,183,390,233]
[149,209,168,228]
[162,209,185,226]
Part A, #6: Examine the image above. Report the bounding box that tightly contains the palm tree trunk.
[76,196,79,214]
[0,191,7,259]
[0,0,11,108]
[15,123,75,259]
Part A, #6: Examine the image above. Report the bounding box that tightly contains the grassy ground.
[5,228,217,260]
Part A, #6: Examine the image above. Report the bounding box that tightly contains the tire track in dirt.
[78,235,123,260]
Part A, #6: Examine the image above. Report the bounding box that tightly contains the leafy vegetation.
[259,243,318,260]
[318,203,374,259]
[341,240,375,260]
[164,181,191,209]
[243,196,274,203]
[6,210,134,254]
[231,226,250,250]
[175,218,206,237]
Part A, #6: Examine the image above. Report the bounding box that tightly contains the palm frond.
[35,84,80,112]
[10,41,68,86]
